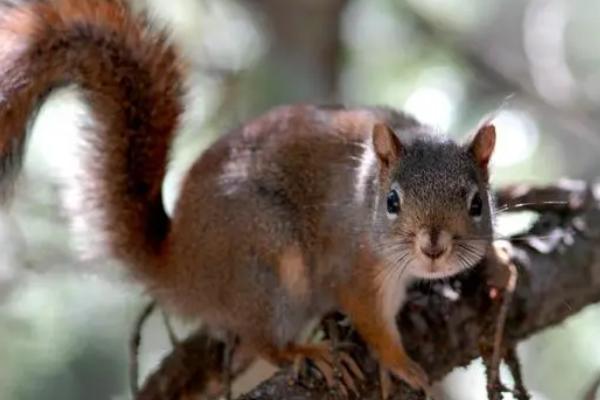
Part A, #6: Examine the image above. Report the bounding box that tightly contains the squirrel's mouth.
[409,241,485,280]
[377,232,486,280]
[406,228,488,279]
[414,228,452,259]
[411,256,456,279]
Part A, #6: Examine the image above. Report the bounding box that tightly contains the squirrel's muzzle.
[416,228,451,261]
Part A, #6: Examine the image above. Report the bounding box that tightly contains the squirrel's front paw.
[393,357,429,389]
[282,342,364,398]
[380,358,432,399]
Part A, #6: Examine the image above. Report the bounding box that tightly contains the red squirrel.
[0,0,496,397]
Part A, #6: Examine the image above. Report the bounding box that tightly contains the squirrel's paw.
[381,358,433,399]
[290,342,364,398]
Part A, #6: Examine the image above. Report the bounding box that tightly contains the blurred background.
[1,0,599,399]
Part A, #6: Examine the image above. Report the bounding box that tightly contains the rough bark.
[137,328,226,400]
[136,180,600,399]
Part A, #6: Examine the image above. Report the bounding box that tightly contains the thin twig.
[491,259,517,374]
[504,347,531,400]
[160,310,179,347]
[223,333,237,400]
[485,243,519,399]
[129,301,156,398]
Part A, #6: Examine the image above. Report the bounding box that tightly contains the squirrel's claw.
[289,343,364,398]
[379,367,393,400]
[396,357,430,390]
[337,350,365,382]
[381,358,433,399]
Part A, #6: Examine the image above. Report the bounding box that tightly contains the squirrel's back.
[175,104,423,216]
[0,0,183,273]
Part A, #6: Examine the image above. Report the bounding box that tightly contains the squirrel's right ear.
[467,123,496,170]
[373,123,402,169]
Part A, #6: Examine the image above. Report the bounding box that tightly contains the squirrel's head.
[371,121,496,280]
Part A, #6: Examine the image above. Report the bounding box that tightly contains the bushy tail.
[0,0,183,271]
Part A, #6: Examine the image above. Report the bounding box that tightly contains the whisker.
[456,233,561,243]
[494,200,568,214]
[397,256,412,281]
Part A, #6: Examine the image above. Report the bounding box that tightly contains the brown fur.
[0,1,496,394]
[279,245,310,301]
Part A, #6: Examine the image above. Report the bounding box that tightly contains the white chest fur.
[374,264,414,331]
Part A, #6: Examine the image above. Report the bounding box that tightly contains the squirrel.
[0,0,497,397]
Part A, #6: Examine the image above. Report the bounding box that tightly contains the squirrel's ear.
[467,123,496,169]
[373,123,402,168]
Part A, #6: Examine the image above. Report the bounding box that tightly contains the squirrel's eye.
[387,189,401,216]
[469,191,483,218]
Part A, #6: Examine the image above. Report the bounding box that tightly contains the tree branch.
[138,181,600,399]
[136,328,226,400]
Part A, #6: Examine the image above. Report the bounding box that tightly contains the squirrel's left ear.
[467,123,496,170]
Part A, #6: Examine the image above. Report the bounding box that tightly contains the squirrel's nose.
[416,228,451,260]
[420,245,446,260]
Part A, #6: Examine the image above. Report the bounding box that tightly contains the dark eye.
[469,191,483,217]
[387,189,401,215]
